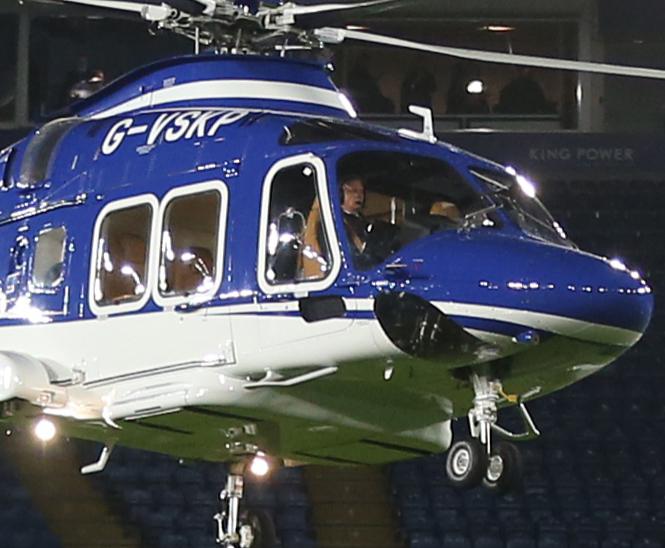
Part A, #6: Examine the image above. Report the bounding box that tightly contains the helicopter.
[0,1,658,546]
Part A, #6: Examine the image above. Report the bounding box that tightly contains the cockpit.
[336,150,481,269]
[259,145,572,291]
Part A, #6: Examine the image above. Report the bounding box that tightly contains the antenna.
[398,106,437,144]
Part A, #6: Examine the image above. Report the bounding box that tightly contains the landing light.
[250,453,271,477]
[34,418,56,442]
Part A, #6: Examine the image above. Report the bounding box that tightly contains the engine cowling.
[0,352,66,406]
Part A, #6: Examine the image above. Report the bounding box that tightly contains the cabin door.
[253,155,353,349]
[85,185,234,382]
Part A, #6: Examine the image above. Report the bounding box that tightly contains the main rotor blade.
[329,28,665,80]
[60,0,149,13]
[285,0,398,16]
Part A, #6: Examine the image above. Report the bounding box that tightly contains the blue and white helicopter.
[0,1,659,546]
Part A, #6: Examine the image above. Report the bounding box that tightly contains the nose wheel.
[445,374,538,493]
[445,439,487,489]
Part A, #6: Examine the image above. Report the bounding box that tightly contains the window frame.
[257,153,341,296]
[30,225,68,293]
[151,180,228,308]
[88,194,159,317]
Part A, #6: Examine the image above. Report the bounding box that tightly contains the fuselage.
[0,54,653,464]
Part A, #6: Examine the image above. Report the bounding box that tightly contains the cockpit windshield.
[469,167,574,248]
[338,151,491,270]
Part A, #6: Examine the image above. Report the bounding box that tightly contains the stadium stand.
[0,443,61,548]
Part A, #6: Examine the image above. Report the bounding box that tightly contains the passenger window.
[264,163,332,286]
[32,227,67,289]
[93,203,152,307]
[158,190,221,298]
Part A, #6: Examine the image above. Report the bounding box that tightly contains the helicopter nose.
[482,248,654,347]
[387,234,654,349]
[575,255,653,344]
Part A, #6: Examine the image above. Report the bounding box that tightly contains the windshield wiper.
[460,200,502,231]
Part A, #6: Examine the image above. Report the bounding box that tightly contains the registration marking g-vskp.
[101,109,249,155]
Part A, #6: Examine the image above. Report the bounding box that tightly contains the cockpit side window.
[0,147,16,190]
[258,155,341,295]
[19,118,80,188]
[90,196,157,315]
[32,227,67,289]
[337,151,485,270]
[155,181,227,305]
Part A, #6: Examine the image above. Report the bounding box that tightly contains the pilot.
[340,175,369,254]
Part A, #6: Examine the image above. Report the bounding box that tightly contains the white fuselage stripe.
[90,80,349,119]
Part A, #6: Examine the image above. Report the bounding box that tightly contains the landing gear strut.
[445,374,540,493]
[213,460,277,548]
[214,472,254,548]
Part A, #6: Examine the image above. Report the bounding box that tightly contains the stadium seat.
[442,531,472,548]
[506,533,536,548]
[409,532,440,548]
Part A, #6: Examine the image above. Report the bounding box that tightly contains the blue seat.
[274,467,305,487]
[399,486,430,510]
[442,532,472,548]
[538,532,567,548]
[275,507,309,532]
[245,485,278,508]
[506,534,536,548]
[402,510,435,534]
[430,489,462,510]
[474,536,503,548]
[280,530,316,548]
[409,532,440,548]
[601,540,631,548]
[634,539,664,548]
[275,486,307,508]
[157,532,189,548]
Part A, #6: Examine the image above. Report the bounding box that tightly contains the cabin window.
[32,227,67,289]
[260,158,341,295]
[92,201,154,309]
[156,181,227,304]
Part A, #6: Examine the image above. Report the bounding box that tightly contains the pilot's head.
[341,176,365,215]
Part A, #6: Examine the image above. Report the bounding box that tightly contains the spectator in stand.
[495,66,556,114]
[346,54,394,114]
[401,67,437,112]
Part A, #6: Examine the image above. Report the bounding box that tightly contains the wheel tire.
[482,441,523,494]
[445,439,487,489]
[239,508,277,548]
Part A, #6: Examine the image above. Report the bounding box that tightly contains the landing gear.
[215,473,253,548]
[445,439,487,489]
[445,374,539,493]
[482,441,523,493]
[213,461,278,548]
